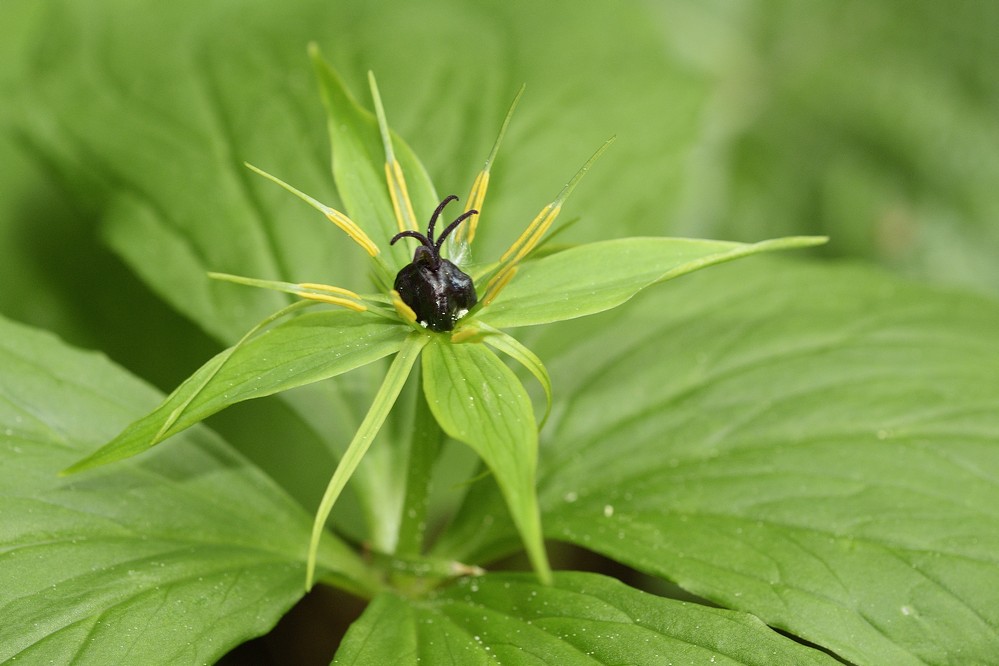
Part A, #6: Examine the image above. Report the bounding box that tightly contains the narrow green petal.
[208,272,369,311]
[306,332,428,589]
[450,84,525,254]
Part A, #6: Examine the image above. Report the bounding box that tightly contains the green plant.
[3,3,999,665]
[63,49,823,594]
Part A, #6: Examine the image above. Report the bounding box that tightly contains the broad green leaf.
[433,259,999,664]
[531,259,999,665]
[65,309,408,473]
[311,48,439,274]
[480,236,825,328]
[0,314,376,664]
[421,338,550,584]
[334,572,838,665]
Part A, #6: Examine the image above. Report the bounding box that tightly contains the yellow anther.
[385,160,419,233]
[244,162,382,258]
[323,209,380,257]
[449,326,482,344]
[209,273,369,312]
[296,292,368,312]
[369,72,421,235]
[456,170,489,245]
[296,283,368,311]
[298,282,362,297]
[499,202,561,265]
[479,138,612,311]
[390,289,418,325]
[481,264,519,307]
[454,86,523,247]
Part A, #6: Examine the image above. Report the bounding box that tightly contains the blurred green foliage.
[4,1,998,359]
[2,2,999,663]
[4,1,999,387]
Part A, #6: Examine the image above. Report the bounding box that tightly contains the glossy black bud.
[390,195,478,332]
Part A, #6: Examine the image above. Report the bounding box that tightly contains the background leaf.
[4,1,999,663]
[334,572,838,665]
[0,314,374,664]
[2,0,705,352]
[438,258,999,664]
[660,2,999,296]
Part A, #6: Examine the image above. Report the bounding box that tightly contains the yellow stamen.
[456,170,489,245]
[385,160,419,233]
[245,162,381,257]
[295,283,368,311]
[390,289,418,325]
[323,209,380,257]
[209,272,368,312]
[369,72,420,234]
[499,202,561,264]
[296,292,368,312]
[482,138,613,307]
[298,282,362,297]
[454,85,524,247]
[450,326,482,344]
[481,264,519,307]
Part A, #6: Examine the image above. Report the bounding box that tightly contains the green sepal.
[481,236,827,328]
[64,309,409,474]
[421,337,551,584]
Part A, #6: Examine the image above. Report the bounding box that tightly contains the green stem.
[371,551,485,596]
[306,332,429,590]
[313,537,386,599]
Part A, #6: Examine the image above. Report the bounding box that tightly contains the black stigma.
[390,195,478,332]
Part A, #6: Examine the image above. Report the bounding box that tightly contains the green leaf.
[421,337,550,584]
[311,47,439,274]
[334,572,838,665]
[65,309,408,473]
[531,259,999,664]
[480,236,826,328]
[0,314,376,664]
